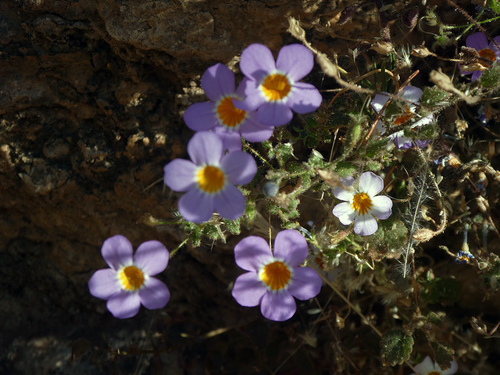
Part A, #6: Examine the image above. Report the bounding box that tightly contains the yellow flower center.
[217,97,246,128]
[119,265,145,291]
[197,165,225,193]
[352,192,373,216]
[260,261,292,291]
[261,73,291,101]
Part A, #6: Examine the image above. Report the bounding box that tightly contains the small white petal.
[353,215,378,236]
[370,196,393,220]
[358,172,384,197]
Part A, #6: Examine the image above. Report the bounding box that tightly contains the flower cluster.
[371,86,433,149]
[164,43,322,223]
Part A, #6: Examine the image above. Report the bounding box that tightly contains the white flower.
[371,86,433,149]
[411,356,458,375]
[332,172,392,236]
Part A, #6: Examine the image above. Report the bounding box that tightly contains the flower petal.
[412,356,435,375]
[466,32,488,51]
[288,82,322,114]
[257,101,293,126]
[178,188,215,223]
[442,360,458,375]
[214,126,242,152]
[164,159,197,192]
[139,277,170,310]
[332,201,356,225]
[201,63,235,101]
[107,290,141,319]
[333,176,355,201]
[187,131,223,166]
[276,44,314,81]
[239,112,274,142]
[371,92,390,114]
[261,291,296,321]
[89,269,120,300]
[353,215,378,236]
[399,86,423,104]
[489,36,500,59]
[101,235,134,270]
[390,131,413,149]
[471,70,483,82]
[183,102,218,132]
[288,267,322,300]
[273,229,308,267]
[220,151,257,185]
[213,184,245,220]
[133,240,169,276]
[234,235,273,272]
[240,43,276,82]
[370,196,393,220]
[358,172,384,197]
[236,78,267,111]
[232,272,267,306]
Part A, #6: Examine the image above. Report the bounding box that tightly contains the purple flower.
[163,131,257,223]
[410,356,458,375]
[232,229,322,322]
[371,86,433,149]
[184,63,275,151]
[236,43,322,127]
[89,235,170,319]
[460,32,500,81]
[332,172,392,236]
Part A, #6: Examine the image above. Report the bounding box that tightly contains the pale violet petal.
[257,101,293,127]
[201,63,235,101]
[133,241,169,276]
[371,93,390,114]
[187,131,223,166]
[232,272,267,306]
[178,188,214,223]
[288,82,322,114]
[261,291,296,321]
[183,102,218,132]
[214,184,245,220]
[101,235,133,270]
[466,32,489,51]
[240,43,276,82]
[399,86,423,104]
[276,44,314,81]
[106,290,141,319]
[220,151,257,185]
[234,236,273,271]
[239,112,274,143]
[287,267,322,300]
[139,277,170,310]
[274,229,308,267]
[88,269,121,300]
[164,159,197,192]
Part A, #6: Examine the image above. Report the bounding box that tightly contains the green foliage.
[431,341,455,371]
[380,329,414,366]
[421,277,462,305]
[334,161,357,177]
[487,0,500,13]
[480,65,500,88]
[421,87,450,108]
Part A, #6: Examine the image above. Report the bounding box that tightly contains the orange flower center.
[119,265,145,291]
[352,192,373,216]
[394,105,414,126]
[217,97,246,128]
[261,73,291,101]
[197,165,225,193]
[260,261,292,291]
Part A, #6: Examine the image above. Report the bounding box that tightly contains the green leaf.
[380,329,414,366]
[487,0,500,14]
